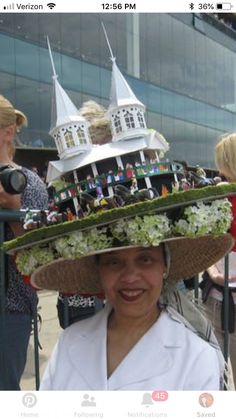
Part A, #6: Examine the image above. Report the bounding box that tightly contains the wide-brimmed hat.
[4,183,236,294]
[0,95,28,128]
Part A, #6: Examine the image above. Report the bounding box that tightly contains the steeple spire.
[47,36,57,80]
[102,23,148,142]
[47,37,92,160]
[101,22,115,63]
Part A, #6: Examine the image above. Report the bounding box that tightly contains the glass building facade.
[1,13,236,169]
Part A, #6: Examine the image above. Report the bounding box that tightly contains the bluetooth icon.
[189,2,195,9]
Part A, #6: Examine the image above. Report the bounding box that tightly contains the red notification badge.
[152,391,168,402]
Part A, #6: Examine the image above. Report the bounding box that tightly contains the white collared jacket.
[40,303,221,390]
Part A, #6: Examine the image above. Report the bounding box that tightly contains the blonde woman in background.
[201,133,236,383]
[0,95,48,390]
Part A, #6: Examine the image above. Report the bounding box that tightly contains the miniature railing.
[54,161,184,205]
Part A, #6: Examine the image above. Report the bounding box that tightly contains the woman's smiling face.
[98,246,166,320]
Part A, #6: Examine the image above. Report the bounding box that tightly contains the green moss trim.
[3,183,236,252]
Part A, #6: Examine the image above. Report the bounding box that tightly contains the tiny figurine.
[116,167,125,182]
[66,207,76,221]
[130,177,138,195]
[126,163,135,179]
[161,185,169,196]
[171,181,179,193]
[106,170,114,185]
[23,209,38,230]
[179,178,191,191]
[195,164,206,178]
[86,175,96,190]
[95,176,104,198]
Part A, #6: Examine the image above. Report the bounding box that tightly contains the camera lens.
[8,169,27,194]
[0,165,27,194]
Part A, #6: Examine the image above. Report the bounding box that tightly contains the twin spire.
[48,25,148,160]
[101,23,148,142]
[47,37,91,160]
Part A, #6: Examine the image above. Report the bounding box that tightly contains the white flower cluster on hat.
[16,198,232,276]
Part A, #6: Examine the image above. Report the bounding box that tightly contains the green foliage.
[3,183,236,252]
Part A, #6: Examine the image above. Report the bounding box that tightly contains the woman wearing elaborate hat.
[4,183,236,390]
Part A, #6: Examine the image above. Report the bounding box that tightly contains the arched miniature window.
[137,111,146,128]
[114,114,122,134]
[56,132,63,153]
[64,128,75,148]
[124,110,135,129]
[76,126,86,144]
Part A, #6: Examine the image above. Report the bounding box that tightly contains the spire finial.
[47,36,58,79]
[101,22,116,63]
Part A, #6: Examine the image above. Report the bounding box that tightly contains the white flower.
[110,219,127,242]
[15,198,232,276]
[16,246,54,275]
[54,228,111,258]
[173,198,232,237]
[111,214,170,246]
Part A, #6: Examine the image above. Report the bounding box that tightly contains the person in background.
[79,100,112,145]
[200,132,236,384]
[215,132,236,252]
[0,94,48,390]
[201,254,236,384]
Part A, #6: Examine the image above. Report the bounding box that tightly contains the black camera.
[0,164,27,194]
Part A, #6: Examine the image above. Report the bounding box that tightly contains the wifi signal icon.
[47,2,56,9]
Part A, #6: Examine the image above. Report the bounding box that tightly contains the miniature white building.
[47,38,92,160]
[107,58,149,143]
[46,32,169,185]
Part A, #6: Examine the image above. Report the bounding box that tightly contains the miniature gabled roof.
[50,78,84,131]
[47,36,86,131]
[108,59,145,111]
[101,23,145,112]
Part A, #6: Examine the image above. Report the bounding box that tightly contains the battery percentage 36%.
[195,3,215,9]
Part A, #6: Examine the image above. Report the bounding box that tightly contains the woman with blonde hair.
[215,133,236,246]
[200,132,236,384]
[79,100,112,145]
[0,94,48,390]
[215,133,236,182]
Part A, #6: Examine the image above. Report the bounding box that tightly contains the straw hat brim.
[30,233,234,294]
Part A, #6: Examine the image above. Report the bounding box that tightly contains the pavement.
[20,290,61,390]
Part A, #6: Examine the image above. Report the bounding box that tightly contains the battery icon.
[216,2,233,9]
